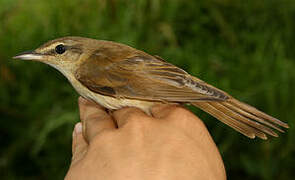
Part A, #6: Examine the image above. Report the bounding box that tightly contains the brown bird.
[14,36,288,139]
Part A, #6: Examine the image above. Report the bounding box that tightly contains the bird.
[13,36,289,140]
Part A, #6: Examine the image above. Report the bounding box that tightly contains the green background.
[0,0,294,179]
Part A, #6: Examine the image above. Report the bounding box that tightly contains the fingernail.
[75,122,83,134]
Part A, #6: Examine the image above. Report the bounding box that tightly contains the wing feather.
[75,54,229,102]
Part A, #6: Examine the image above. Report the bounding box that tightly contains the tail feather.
[229,99,289,128]
[194,102,257,139]
[209,102,278,137]
[222,101,284,133]
[192,98,288,139]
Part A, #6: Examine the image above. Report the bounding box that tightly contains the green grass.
[0,0,294,179]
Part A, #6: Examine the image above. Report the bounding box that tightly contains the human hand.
[65,97,226,180]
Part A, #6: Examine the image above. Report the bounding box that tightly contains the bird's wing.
[75,53,289,139]
[75,54,229,102]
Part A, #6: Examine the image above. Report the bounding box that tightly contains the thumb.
[78,96,116,143]
[71,122,88,166]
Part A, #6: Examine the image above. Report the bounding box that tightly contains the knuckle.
[89,129,116,148]
[120,119,153,143]
[168,106,191,118]
[168,107,206,129]
[124,112,141,122]
[125,116,152,132]
[191,117,206,129]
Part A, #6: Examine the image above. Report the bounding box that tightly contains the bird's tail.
[192,98,289,139]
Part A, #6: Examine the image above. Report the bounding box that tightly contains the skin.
[65,97,226,180]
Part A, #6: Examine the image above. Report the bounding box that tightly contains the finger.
[78,97,116,143]
[151,104,181,119]
[113,107,149,128]
[151,103,205,126]
[71,122,88,165]
[152,104,208,137]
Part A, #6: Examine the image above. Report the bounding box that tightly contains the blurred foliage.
[0,0,294,179]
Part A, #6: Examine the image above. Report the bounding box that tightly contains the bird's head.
[13,36,97,73]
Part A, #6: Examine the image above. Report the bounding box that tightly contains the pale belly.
[68,75,158,114]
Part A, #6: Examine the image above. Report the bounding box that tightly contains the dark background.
[0,0,294,179]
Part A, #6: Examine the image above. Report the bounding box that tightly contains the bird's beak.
[13,50,44,60]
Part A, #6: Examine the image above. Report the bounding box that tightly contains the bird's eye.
[55,44,66,54]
